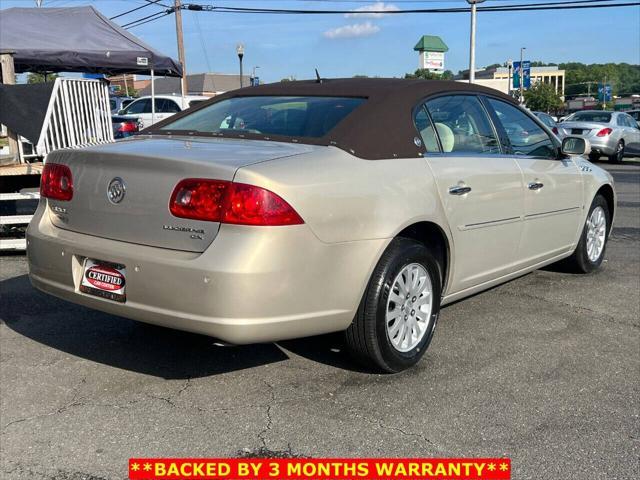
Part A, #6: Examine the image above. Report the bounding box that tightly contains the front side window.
[624,115,637,127]
[487,98,557,159]
[422,95,500,154]
[123,98,151,115]
[160,96,365,138]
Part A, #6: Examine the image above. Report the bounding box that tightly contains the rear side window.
[420,95,500,154]
[487,99,557,159]
[537,113,555,128]
[156,98,181,113]
[160,96,365,138]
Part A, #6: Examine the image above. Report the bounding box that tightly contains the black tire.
[608,140,624,164]
[344,237,441,373]
[588,152,600,162]
[563,194,610,273]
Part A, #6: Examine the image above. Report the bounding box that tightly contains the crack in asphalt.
[497,289,640,329]
[1,376,87,433]
[257,379,276,449]
[349,407,443,452]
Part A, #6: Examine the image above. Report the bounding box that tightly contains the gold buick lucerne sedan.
[27,79,615,372]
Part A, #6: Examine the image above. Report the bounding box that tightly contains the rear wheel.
[344,237,441,373]
[563,194,610,273]
[608,140,624,164]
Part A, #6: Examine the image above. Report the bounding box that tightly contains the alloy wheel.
[385,263,433,352]
[586,206,607,263]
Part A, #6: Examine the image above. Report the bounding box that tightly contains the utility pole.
[466,0,485,83]
[174,0,187,103]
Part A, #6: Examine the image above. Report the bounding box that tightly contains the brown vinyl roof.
[148,78,518,160]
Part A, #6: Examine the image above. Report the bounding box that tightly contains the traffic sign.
[512,60,531,89]
[598,84,612,102]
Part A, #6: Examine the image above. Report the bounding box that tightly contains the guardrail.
[0,191,40,251]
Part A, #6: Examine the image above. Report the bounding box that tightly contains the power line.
[182,0,637,14]
[110,0,165,20]
[123,10,174,29]
[120,0,637,29]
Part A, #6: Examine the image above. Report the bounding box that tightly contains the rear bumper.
[27,203,386,344]
[587,136,617,155]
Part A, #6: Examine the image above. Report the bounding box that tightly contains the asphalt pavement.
[1,160,638,480]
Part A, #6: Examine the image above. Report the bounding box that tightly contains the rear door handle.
[449,185,472,196]
[528,182,544,190]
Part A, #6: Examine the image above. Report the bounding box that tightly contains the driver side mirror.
[561,136,591,156]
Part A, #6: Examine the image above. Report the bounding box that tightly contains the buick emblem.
[107,177,126,204]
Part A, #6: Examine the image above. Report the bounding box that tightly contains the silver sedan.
[558,110,640,163]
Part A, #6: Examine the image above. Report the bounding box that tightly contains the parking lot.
[0,160,638,480]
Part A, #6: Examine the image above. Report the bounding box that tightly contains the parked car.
[116,94,208,129]
[111,115,140,139]
[109,95,134,114]
[558,110,640,163]
[626,109,640,128]
[533,111,562,138]
[28,79,616,372]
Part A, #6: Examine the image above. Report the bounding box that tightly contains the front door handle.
[449,185,472,196]
[528,182,544,190]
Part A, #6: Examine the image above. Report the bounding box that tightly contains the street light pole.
[236,44,245,88]
[466,0,485,84]
[519,47,526,104]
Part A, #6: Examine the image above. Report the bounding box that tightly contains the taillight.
[223,182,304,226]
[169,179,303,226]
[552,126,559,134]
[597,128,613,137]
[170,179,229,222]
[117,121,138,133]
[40,163,73,201]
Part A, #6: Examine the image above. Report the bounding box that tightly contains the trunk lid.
[559,121,608,137]
[46,135,316,252]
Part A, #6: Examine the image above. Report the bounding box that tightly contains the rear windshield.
[160,96,365,138]
[568,112,612,123]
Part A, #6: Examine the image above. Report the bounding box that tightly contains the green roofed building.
[413,35,449,74]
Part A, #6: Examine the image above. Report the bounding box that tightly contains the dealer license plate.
[79,259,126,303]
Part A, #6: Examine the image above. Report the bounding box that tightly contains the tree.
[27,72,58,84]
[523,81,563,112]
[404,69,454,80]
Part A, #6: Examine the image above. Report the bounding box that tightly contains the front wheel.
[608,140,624,164]
[344,237,441,373]
[563,194,610,273]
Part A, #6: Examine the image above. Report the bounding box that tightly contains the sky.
[2,0,639,83]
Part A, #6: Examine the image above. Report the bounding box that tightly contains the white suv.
[116,94,208,129]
